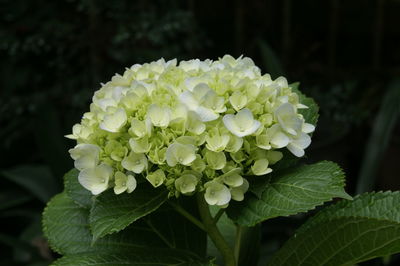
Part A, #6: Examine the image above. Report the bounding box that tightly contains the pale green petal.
[205,133,230,152]
[225,135,243,153]
[114,171,128,195]
[229,91,248,111]
[205,150,226,170]
[175,174,198,194]
[230,150,246,163]
[191,155,206,172]
[129,137,151,153]
[126,175,137,193]
[266,150,283,164]
[129,119,152,139]
[256,133,272,150]
[171,104,188,120]
[121,152,147,173]
[146,169,166,188]
[230,178,249,201]
[251,159,272,176]
[223,173,243,187]
[147,104,171,128]
[192,83,212,99]
[166,143,197,166]
[186,111,206,135]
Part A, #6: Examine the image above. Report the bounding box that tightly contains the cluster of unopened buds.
[67,55,314,207]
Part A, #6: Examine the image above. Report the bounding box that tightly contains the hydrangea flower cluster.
[67,55,314,206]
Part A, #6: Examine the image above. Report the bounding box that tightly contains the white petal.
[216,185,231,205]
[287,143,305,157]
[222,114,241,136]
[297,103,308,109]
[78,164,112,195]
[302,123,315,133]
[192,83,212,99]
[100,108,127,133]
[195,106,219,122]
[270,132,290,148]
[179,91,199,111]
[292,133,311,149]
[235,108,254,129]
[244,120,261,136]
[275,76,288,88]
[126,175,137,193]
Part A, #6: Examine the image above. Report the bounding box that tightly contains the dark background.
[1,0,399,265]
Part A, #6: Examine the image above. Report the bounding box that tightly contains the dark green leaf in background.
[258,39,285,79]
[2,165,59,203]
[356,80,400,193]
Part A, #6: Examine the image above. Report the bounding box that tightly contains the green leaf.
[290,82,319,126]
[269,191,400,266]
[2,165,59,203]
[147,199,207,257]
[42,192,170,255]
[43,192,209,264]
[356,80,400,193]
[89,183,168,241]
[64,168,92,208]
[52,251,212,266]
[0,189,33,211]
[227,161,351,226]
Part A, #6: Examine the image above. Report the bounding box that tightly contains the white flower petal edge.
[100,108,127,133]
[68,144,101,171]
[204,181,231,206]
[78,164,113,195]
[222,108,261,137]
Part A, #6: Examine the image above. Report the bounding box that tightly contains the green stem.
[168,201,206,232]
[234,225,242,264]
[213,208,225,224]
[196,193,236,266]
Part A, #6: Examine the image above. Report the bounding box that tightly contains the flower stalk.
[197,193,236,266]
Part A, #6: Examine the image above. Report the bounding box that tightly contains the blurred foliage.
[0,0,399,265]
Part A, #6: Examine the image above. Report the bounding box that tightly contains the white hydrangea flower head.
[67,55,315,206]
